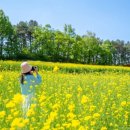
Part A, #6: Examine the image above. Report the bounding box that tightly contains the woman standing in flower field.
[20,62,42,116]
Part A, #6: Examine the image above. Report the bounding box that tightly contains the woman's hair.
[20,71,32,84]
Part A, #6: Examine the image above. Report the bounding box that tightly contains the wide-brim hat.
[21,62,32,73]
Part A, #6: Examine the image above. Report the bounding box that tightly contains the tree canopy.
[0,9,130,65]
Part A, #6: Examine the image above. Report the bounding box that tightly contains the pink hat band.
[21,62,32,73]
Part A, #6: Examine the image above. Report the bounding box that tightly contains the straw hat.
[21,62,32,73]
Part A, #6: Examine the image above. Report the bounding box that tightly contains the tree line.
[0,9,130,65]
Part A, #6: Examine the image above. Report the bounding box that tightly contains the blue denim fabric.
[20,74,42,95]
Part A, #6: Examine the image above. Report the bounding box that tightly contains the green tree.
[28,20,38,52]
[100,40,114,65]
[54,30,65,61]
[72,35,84,63]
[64,24,76,62]
[15,21,29,59]
[0,10,13,59]
[83,32,101,64]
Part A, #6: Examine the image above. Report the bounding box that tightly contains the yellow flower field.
[0,61,130,130]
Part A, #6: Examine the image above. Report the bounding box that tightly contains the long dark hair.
[20,71,32,84]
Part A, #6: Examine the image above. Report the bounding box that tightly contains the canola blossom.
[0,61,130,130]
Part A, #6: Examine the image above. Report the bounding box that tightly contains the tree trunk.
[0,37,3,59]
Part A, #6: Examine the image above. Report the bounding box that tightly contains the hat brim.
[22,65,32,73]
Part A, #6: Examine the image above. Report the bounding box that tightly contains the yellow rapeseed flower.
[13,93,23,104]
[11,118,25,128]
[121,101,127,107]
[90,121,96,126]
[101,126,107,130]
[93,113,100,119]
[30,104,36,108]
[52,103,60,110]
[0,111,6,118]
[78,126,86,130]
[124,111,129,119]
[66,94,72,99]
[49,111,57,121]
[93,82,97,87]
[67,112,76,120]
[89,105,96,112]
[10,128,15,130]
[77,86,82,93]
[68,104,75,111]
[81,95,89,104]
[117,94,121,98]
[84,116,91,121]
[13,111,19,117]
[71,119,80,128]
[39,95,46,103]
[0,75,3,82]
[6,101,15,108]
[27,109,35,117]
[63,123,71,128]
[31,117,36,122]
[53,66,59,72]
[41,124,50,130]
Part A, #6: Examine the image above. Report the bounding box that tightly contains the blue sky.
[0,0,130,42]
